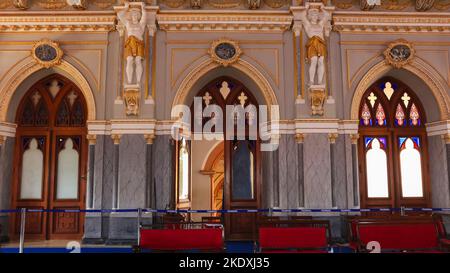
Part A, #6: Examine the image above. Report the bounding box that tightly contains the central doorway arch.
[10,74,88,240]
[176,76,262,240]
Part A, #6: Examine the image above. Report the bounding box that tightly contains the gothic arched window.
[358,77,430,209]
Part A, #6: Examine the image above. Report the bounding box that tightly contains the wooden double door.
[10,74,87,240]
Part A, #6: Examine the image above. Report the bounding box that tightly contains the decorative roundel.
[31,39,64,69]
[209,39,242,67]
[384,39,415,69]
[214,43,236,60]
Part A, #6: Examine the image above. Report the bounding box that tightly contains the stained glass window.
[361,102,371,126]
[395,104,405,126]
[375,104,386,126]
[409,103,420,126]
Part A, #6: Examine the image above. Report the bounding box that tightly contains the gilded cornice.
[0,11,116,32]
[333,11,450,33]
[157,10,292,32]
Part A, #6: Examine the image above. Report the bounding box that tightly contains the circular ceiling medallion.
[209,39,242,67]
[31,39,64,69]
[384,39,415,69]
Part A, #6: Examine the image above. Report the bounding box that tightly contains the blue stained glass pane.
[411,137,420,147]
[399,137,407,147]
[365,137,373,148]
[398,137,420,148]
[378,137,387,147]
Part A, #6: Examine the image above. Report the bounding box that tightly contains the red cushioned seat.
[259,227,328,253]
[139,228,223,251]
[356,222,441,252]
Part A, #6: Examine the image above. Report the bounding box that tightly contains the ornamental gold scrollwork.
[264,0,286,8]
[381,0,410,10]
[92,0,116,9]
[31,39,64,69]
[209,0,241,8]
[0,0,11,9]
[161,0,186,8]
[383,39,415,69]
[209,39,242,67]
[37,0,67,9]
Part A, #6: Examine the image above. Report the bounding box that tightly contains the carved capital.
[350,134,360,145]
[295,133,305,144]
[442,133,450,144]
[328,133,338,144]
[111,134,122,145]
[0,136,6,146]
[86,134,97,145]
[144,134,155,145]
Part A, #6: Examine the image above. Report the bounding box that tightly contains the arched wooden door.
[187,76,261,240]
[11,74,88,240]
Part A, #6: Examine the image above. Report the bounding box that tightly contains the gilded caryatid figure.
[299,5,331,87]
[118,2,147,86]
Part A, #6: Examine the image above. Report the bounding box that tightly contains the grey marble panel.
[261,150,274,208]
[285,135,299,209]
[334,135,349,209]
[0,138,14,210]
[118,135,146,209]
[152,135,174,209]
[428,135,450,208]
[102,136,114,209]
[277,135,288,208]
[303,134,332,208]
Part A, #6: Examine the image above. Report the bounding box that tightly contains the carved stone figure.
[360,0,377,10]
[117,2,147,86]
[66,0,88,9]
[299,5,332,86]
[13,0,29,9]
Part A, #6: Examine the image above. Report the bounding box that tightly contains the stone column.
[295,133,305,207]
[111,134,121,209]
[351,134,359,207]
[144,134,155,208]
[292,24,303,102]
[86,135,96,209]
[145,26,156,103]
[329,133,338,207]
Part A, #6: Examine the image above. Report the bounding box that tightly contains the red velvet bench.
[134,223,224,252]
[258,220,330,253]
[353,219,449,253]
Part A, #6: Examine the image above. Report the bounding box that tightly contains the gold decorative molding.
[92,0,117,9]
[350,133,359,144]
[295,133,305,143]
[86,134,97,145]
[37,0,67,9]
[0,57,96,122]
[144,134,155,144]
[123,88,140,116]
[161,0,186,8]
[351,58,450,121]
[0,13,116,32]
[309,87,326,116]
[172,58,279,118]
[264,0,286,9]
[209,39,242,67]
[31,39,63,69]
[383,39,415,69]
[111,134,122,145]
[209,0,241,8]
[333,11,450,33]
[328,133,339,144]
[157,11,292,32]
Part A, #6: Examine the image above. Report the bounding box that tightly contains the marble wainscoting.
[107,135,147,243]
[83,135,115,244]
[152,135,174,210]
[277,135,300,210]
[303,134,332,209]
[428,135,450,208]
[0,137,14,242]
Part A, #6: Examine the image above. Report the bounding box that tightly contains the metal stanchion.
[137,208,142,246]
[19,208,26,254]
[400,206,405,216]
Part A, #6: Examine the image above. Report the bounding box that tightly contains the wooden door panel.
[10,74,87,241]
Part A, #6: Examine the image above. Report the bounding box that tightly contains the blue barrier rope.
[1,208,450,213]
